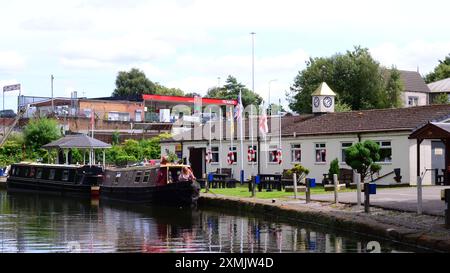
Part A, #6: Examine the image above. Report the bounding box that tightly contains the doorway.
[432,141,445,185]
[189,147,205,179]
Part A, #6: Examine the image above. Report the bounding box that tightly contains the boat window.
[114,173,121,185]
[143,171,150,183]
[29,168,35,177]
[49,169,56,180]
[62,170,69,181]
[36,168,43,179]
[24,168,29,177]
[135,171,143,183]
[11,167,16,176]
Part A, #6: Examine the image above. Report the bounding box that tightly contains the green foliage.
[112,68,185,97]
[329,158,340,178]
[424,54,450,83]
[335,101,352,112]
[112,131,120,145]
[286,164,310,183]
[345,140,381,183]
[23,118,61,152]
[206,75,263,107]
[0,141,23,166]
[433,93,449,104]
[381,67,404,108]
[166,152,179,163]
[115,155,137,166]
[288,46,403,113]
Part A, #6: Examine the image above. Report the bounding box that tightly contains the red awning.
[142,94,237,106]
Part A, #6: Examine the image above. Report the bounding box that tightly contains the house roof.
[428,77,450,93]
[282,104,450,136]
[43,134,112,149]
[163,105,450,142]
[410,122,450,139]
[311,82,336,96]
[399,70,431,93]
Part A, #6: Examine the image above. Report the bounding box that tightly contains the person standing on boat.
[178,167,196,182]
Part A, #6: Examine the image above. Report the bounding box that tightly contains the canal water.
[0,190,424,253]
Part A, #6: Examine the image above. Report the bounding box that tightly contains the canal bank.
[199,193,450,252]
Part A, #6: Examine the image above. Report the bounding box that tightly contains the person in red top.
[157,156,169,186]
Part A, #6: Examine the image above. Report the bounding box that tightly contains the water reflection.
[0,190,419,253]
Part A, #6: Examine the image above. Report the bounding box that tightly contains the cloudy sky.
[0,0,449,111]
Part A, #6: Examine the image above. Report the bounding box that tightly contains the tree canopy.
[23,118,61,152]
[288,46,404,113]
[344,140,382,183]
[112,68,185,97]
[424,54,450,83]
[206,75,263,107]
[433,93,450,104]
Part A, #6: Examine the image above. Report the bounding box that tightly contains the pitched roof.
[43,134,112,149]
[162,105,450,142]
[399,70,431,93]
[311,82,337,96]
[282,104,450,136]
[428,77,450,93]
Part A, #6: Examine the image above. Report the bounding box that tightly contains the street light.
[268,79,278,115]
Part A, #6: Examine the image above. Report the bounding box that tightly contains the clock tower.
[311,82,336,114]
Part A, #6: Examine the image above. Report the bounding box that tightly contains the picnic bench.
[257,174,282,192]
[209,168,237,189]
[322,168,353,186]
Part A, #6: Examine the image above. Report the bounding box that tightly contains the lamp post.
[268,79,277,116]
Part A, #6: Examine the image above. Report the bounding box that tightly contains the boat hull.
[6,177,93,197]
[100,181,201,206]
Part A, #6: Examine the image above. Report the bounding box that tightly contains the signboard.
[193,96,202,116]
[3,84,21,92]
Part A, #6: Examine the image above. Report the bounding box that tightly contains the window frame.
[268,145,279,164]
[228,146,238,165]
[374,141,392,163]
[341,142,353,164]
[291,144,302,163]
[211,146,220,164]
[247,145,258,164]
[315,143,327,163]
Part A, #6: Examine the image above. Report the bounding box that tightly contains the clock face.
[313,97,320,108]
[323,96,333,108]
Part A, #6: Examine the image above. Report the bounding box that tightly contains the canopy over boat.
[43,134,111,149]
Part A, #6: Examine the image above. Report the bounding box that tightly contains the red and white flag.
[259,106,268,136]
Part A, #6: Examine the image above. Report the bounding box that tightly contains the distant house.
[428,77,450,104]
[399,70,431,107]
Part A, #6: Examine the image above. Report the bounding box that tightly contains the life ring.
[275,149,283,165]
[248,147,256,162]
[227,151,235,165]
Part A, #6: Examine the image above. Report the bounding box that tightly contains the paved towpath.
[308,186,450,216]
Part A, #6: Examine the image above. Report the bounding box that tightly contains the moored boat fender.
[227,151,235,165]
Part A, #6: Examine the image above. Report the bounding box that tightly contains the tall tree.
[112,68,185,97]
[23,118,61,152]
[424,54,450,83]
[380,67,404,108]
[288,46,402,113]
[206,75,262,107]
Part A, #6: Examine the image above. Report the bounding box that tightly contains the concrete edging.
[198,195,450,252]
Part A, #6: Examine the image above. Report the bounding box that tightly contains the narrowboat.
[100,164,201,206]
[6,163,103,196]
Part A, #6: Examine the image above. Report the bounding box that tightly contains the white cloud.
[0,51,26,72]
[371,41,450,74]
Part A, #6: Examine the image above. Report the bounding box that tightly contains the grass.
[204,184,356,199]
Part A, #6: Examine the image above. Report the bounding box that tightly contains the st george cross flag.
[259,105,268,136]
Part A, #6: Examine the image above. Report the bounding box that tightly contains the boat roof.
[12,162,85,169]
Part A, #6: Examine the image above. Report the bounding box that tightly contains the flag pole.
[219,107,223,173]
[239,89,244,184]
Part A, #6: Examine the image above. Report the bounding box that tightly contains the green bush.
[329,158,340,178]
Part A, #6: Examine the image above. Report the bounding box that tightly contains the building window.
[84,109,92,118]
[408,96,419,107]
[135,110,142,122]
[291,144,301,163]
[211,146,219,163]
[248,145,257,163]
[62,170,69,181]
[268,145,279,163]
[375,141,392,163]
[135,171,143,183]
[108,112,130,122]
[315,143,327,163]
[49,169,56,180]
[229,146,237,164]
[341,142,353,163]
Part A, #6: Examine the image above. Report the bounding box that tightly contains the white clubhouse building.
[161,83,450,186]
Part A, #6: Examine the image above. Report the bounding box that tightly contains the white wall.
[409,139,433,185]
[404,91,428,107]
[161,131,435,185]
